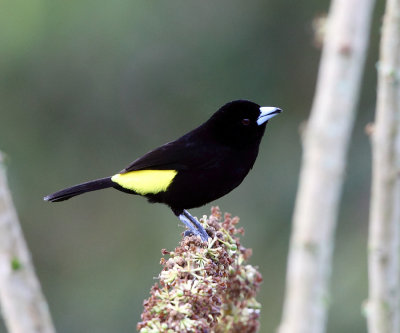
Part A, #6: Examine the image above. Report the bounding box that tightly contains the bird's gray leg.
[182,210,209,241]
[178,214,201,238]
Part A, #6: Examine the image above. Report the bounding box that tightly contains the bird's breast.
[155,147,258,210]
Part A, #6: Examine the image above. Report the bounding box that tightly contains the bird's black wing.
[121,142,189,172]
[120,131,221,173]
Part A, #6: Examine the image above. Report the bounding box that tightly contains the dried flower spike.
[137,207,263,333]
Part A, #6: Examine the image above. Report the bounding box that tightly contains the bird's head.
[207,100,282,148]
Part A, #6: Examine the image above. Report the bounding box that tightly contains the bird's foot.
[183,230,195,237]
[178,211,209,242]
[182,210,209,241]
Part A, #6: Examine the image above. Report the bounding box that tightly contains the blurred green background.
[0,1,384,332]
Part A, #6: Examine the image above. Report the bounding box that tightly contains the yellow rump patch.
[111,170,177,195]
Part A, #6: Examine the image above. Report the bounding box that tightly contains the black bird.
[44,100,281,241]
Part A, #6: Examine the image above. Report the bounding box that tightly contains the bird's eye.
[241,119,250,126]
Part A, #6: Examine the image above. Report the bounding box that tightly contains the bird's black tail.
[44,177,113,202]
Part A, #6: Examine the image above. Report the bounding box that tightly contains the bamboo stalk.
[278,0,375,332]
[367,0,400,331]
[0,152,56,333]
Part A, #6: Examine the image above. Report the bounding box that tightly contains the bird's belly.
[155,165,250,210]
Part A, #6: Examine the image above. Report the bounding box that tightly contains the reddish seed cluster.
[137,207,263,333]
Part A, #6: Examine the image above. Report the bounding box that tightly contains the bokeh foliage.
[0,1,384,332]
